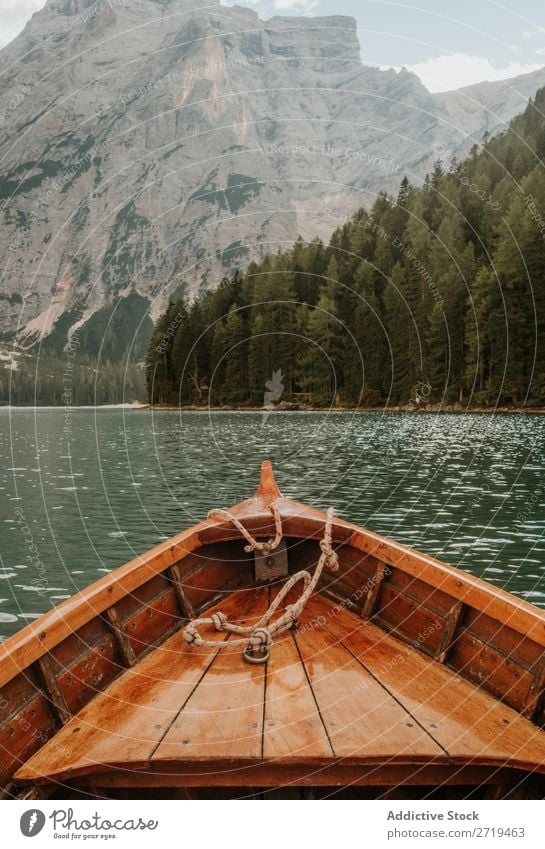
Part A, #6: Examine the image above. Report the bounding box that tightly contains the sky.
[1,0,545,92]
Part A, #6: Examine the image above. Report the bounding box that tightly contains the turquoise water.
[0,408,544,640]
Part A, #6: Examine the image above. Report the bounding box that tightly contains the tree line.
[147,86,545,409]
[5,86,545,408]
[1,353,145,406]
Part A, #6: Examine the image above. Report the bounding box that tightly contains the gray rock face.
[0,0,544,348]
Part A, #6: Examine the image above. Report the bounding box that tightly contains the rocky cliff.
[0,0,543,352]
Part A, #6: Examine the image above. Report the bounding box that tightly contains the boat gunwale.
[1,499,545,690]
[15,751,545,787]
[63,762,536,791]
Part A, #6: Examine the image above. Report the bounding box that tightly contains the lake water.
[0,408,544,640]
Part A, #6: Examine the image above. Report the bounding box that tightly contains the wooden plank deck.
[309,595,545,772]
[14,591,545,787]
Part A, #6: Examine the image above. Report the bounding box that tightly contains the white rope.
[207,502,283,554]
[183,505,338,663]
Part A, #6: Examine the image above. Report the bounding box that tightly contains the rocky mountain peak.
[0,1,544,354]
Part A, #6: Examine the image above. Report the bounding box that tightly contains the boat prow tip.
[256,459,283,501]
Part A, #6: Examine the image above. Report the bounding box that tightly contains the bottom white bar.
[3,799,543,849]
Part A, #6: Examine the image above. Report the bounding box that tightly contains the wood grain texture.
[263,630,332,761]
[14,591,255,784]
[103,607,137,668]
[152,589,268,763]
[5,460,545,792]
[294,621,443,761]
[72,763,526,789]
[310,595,545,774]
[13,587,545,789]
[36,655,71,726]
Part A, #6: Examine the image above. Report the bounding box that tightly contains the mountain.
[147,86,545,409]
[0,0,544,354]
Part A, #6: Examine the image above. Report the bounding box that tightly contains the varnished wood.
[321,586,359,613]
[14,593,253,785]
[168,564,196,619]
[294,619,444,761]
[14,590,545,789]
[103,608,137,668]
[72,763,527,789]
[361,561,389,619]
[4,461,545,795]
[448,629,533,711]
[435,600,465,663]
[350,528,545,648]
[37,655,71,726]
[152,590,268,764]
[311,596,545,774]
[523,654,545,720]
[256,459,283,503]
[263,630,332,761]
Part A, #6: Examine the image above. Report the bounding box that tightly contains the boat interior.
[2,462,545,800]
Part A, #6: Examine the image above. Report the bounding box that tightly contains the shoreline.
[141,403,545,414]
[2,403,545,414]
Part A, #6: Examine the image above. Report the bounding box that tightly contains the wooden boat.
[2,460,545,800]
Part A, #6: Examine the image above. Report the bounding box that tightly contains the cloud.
[0,0,44,48]
[273,0,319,9]
[402,53,543,93]
[222,0,318,10]
[522,27,545,39]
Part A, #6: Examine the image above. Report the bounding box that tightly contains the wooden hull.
[1,462,545,800]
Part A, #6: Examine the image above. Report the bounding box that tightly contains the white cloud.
[402,53,543,93]
[222,0,318,10]
[522,26,545,39]
[273,0,319,10]
[0,0,44,48]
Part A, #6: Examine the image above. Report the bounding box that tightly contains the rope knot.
[211,612,227,631]
[183,625,200,645]
[243,537,275,554]
[320,539,339,571]
[250,627,272,651]
[285,604,300,627]
[185,503,337,663]
[209,503,283,557]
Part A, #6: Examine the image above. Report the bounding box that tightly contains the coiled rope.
[183,505,338,663]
